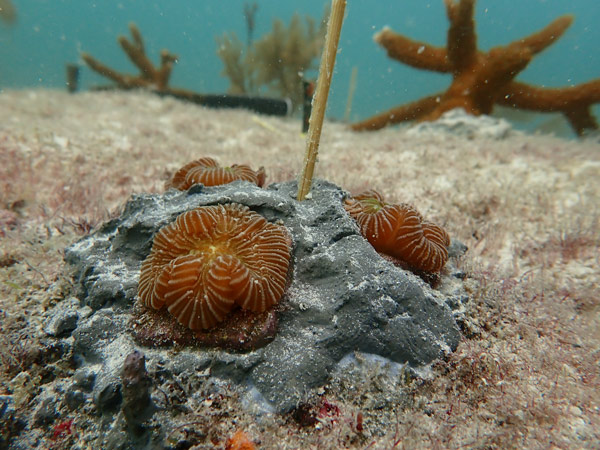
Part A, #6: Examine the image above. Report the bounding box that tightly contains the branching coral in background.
[252,13,327,108]
[81,22,179,92]
[0,0,16,24]
[216,32,250,95]
[352,0,600,136]
[80,23,291,116]
[216,11,327,111]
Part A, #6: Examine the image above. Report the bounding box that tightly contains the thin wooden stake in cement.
[297,0,346,201]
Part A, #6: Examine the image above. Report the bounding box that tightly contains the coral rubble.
[352,0,600,136]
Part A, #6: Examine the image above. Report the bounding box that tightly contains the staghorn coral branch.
[80,52,130,85]
[80,23,291,117]
[352,0,599,136]
[499,80,600,135]
[118,36,156,81]
[0,0,16,23]
[483,46,532,86]
[563,107,598,136]
[351,95,442,131]
[374,28,450,73]
[128,21,145,52]
[516,15,573,56]
[157,50,177,90]
[82,22,177,91]
[469,46,532,108]
[500,80,600,111]
[444,0,477,71]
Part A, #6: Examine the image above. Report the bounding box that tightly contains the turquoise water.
[1,0,598,129]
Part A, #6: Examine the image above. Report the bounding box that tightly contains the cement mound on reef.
[63,179,465,413]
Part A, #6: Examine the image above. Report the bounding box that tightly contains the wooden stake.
[297,0,346,201]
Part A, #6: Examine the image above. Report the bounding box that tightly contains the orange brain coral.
[344,190,450,272]
[137,203,291,330]
[166,157,266,190]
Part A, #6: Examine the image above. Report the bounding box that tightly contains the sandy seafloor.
[0,89,599,449]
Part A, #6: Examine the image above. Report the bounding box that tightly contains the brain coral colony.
[352,0,600,136]
[137,203,292,330]
[131,158,282,349]
[165,157,266,190]
[344,190,450,273]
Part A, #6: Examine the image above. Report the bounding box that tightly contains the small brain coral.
[344,190,450,272]
[166,157,266,190]
[137,203,292,330]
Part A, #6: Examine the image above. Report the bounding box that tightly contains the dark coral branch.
[80,24,292,117]
[128,21,145,52]
[117,35,155,80]
[0,0,16,23]
[157,50,178,90]
[82,22,177,91]
[424,46,533,119]
[244,2,259,46]
[471,46,532,104]
[80,52,129,85]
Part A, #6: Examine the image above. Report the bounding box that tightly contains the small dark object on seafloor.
[165,91,291,116]
[66,63,80,93]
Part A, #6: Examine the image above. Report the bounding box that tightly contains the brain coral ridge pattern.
[166,157,266,191]
[344,190,450,273]
[137,203,291,330]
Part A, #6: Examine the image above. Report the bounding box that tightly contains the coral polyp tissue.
[344,190,450,273]
[137,203,292,330]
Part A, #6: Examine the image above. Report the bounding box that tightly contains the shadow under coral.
[129,304,278,352]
